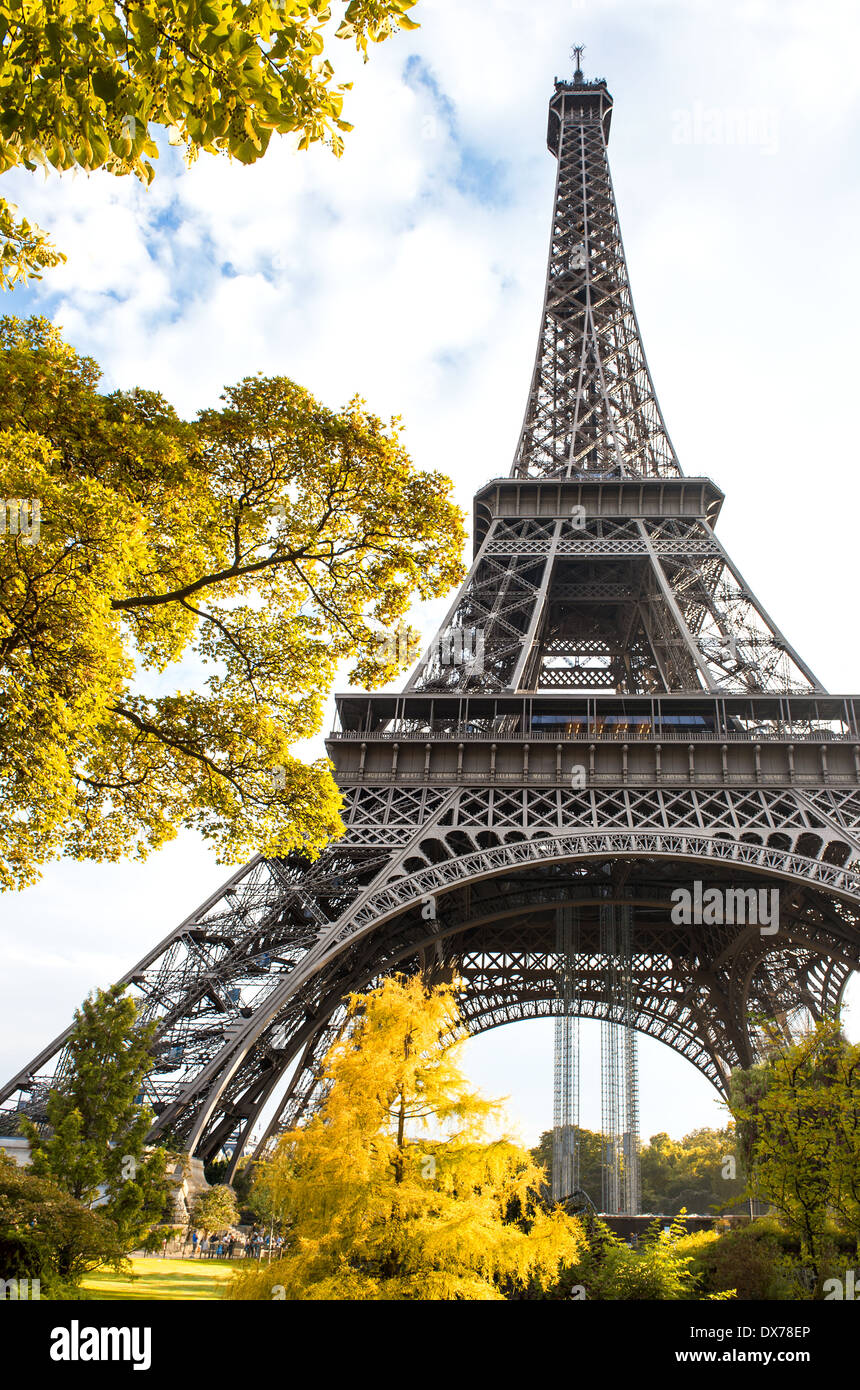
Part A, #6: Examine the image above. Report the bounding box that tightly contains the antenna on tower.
[571,44,585,79]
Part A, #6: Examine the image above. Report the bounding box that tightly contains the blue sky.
[1,0,859,1148]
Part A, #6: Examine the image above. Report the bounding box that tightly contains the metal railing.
[329,727,856,744]
[335,769,858,787]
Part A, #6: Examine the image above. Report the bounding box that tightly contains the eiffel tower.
[4,59,860,1194]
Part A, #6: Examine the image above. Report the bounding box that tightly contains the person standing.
[190,1229,199,1259]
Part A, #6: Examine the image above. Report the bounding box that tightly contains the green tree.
[730,1018,860,1289]
[190,1184,240,1234]
[231,975,586,1300]
[204,1155,255,1222]
[0,316,465,888]
[0,0,419,288]
[0,1150,129,1295]
[639,1127,747,1216]
[530,1127,605,1204]
[21,984,175,1257]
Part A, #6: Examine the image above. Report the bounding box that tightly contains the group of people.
[185,1228,285,1260]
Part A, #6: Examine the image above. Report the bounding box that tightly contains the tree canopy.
[0,0,420,287]
[0,316,464,889]
[638,1126,746,1216]
[233,975,585,1300]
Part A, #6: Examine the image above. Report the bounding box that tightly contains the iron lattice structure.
[3,65,860,1203]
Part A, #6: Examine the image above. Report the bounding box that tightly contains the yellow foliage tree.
[0,0,420,287]
[0,316,464,889]
[231,975,585,1300]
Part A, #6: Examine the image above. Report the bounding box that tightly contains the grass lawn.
[80,1256,245,1301]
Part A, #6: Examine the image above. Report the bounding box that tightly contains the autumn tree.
[21,984,176,1260]
[190,1184,240,1234]
[232,975,585,1300]
[0,0,419,288]
[730,1018,860,1288]
[0,316,464,888]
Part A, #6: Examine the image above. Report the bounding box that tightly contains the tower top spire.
[571,43,585,83]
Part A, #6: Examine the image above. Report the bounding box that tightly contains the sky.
[1,0,860,1149]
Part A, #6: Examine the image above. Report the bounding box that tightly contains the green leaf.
[91,69,118,104]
